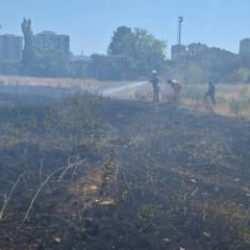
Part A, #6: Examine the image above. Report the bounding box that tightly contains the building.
[0,34,23,62]
[33,31,70,56]
[187,43,209,57]
[70,54,91,77]
[171,44,187,61]
[239,38,250,66]
[239,39,250,57]
[171,43,209,61]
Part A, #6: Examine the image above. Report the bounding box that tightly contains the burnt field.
[0,92,250,250]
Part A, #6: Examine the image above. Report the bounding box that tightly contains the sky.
[1,0,250,55]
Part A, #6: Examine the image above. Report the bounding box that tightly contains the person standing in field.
[150,70,160,103]
[167,79,182,103]
[205,81,216,106]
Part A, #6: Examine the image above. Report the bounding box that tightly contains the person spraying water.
[167,79,182,103]
[150,70,160,103]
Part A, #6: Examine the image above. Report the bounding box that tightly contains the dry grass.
[181,84,250,118]
[134,83,250,119]
[0,75,121,94]
[1,75,250,118]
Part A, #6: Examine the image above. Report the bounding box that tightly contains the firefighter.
[150,70,160,103]
[205,81,216,106]
[168,79,182,103]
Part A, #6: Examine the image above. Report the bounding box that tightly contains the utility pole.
[177,16,183,45]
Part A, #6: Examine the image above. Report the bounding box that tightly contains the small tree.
[107,26,167,79]
[21,18,34,73]
[108,26,135,56]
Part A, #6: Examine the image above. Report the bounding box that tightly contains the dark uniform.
[168,80,182,103]
[205,81,216,105]
[150,73,160,103]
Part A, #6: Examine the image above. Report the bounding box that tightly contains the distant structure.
[187,43,212,58]
[171,16,187,61]
[239,38,250,66]
[0,34,23,62]
[239,39,250,58]
[171,44,187,61]
[33,31,70,57]
[70,54,91,77]
[70,54,91,63]
[177,16,183,45]
[171,17,238,63]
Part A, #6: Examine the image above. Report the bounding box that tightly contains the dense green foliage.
[109,27,167,77]
[88,26,167,80]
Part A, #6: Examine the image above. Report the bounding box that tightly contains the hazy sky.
[1,0,250,55]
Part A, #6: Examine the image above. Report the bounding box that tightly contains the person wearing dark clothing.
[167,79,182,103]
[205,81,216,105]
[150,70,160,103]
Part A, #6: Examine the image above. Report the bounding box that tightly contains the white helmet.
[152,70,158,75]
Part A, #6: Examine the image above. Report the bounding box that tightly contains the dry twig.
[0,173,25,220]
[23,159,85,222]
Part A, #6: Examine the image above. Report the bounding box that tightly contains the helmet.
[152,70,157,75]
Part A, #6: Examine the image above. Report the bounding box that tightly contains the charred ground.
[0,92,250,250]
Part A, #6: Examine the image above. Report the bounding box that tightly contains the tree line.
[1,19,250,83]
[19,21,167,80]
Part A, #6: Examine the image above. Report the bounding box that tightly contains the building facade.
[171,44,187,61]
[171,43,211,61]
[239,39,250,57]
[0,34,23,62]
[33,31,70,56]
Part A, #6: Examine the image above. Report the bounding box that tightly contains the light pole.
[177,16,183,45]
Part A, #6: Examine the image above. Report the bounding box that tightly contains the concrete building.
[70,55,91,77]
[187,43,208,57]
[33,31,70,56]
[239,38,250,57]
[0,34,23,62]
[171,44,187,61]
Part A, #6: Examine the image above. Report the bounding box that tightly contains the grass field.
[134,83,250,119]
[1,82,250,250]
[0,75,127,95]
[0,92,250,250]
[181,84,250,118]
[1,75,250,119]
[2,77,249,118]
